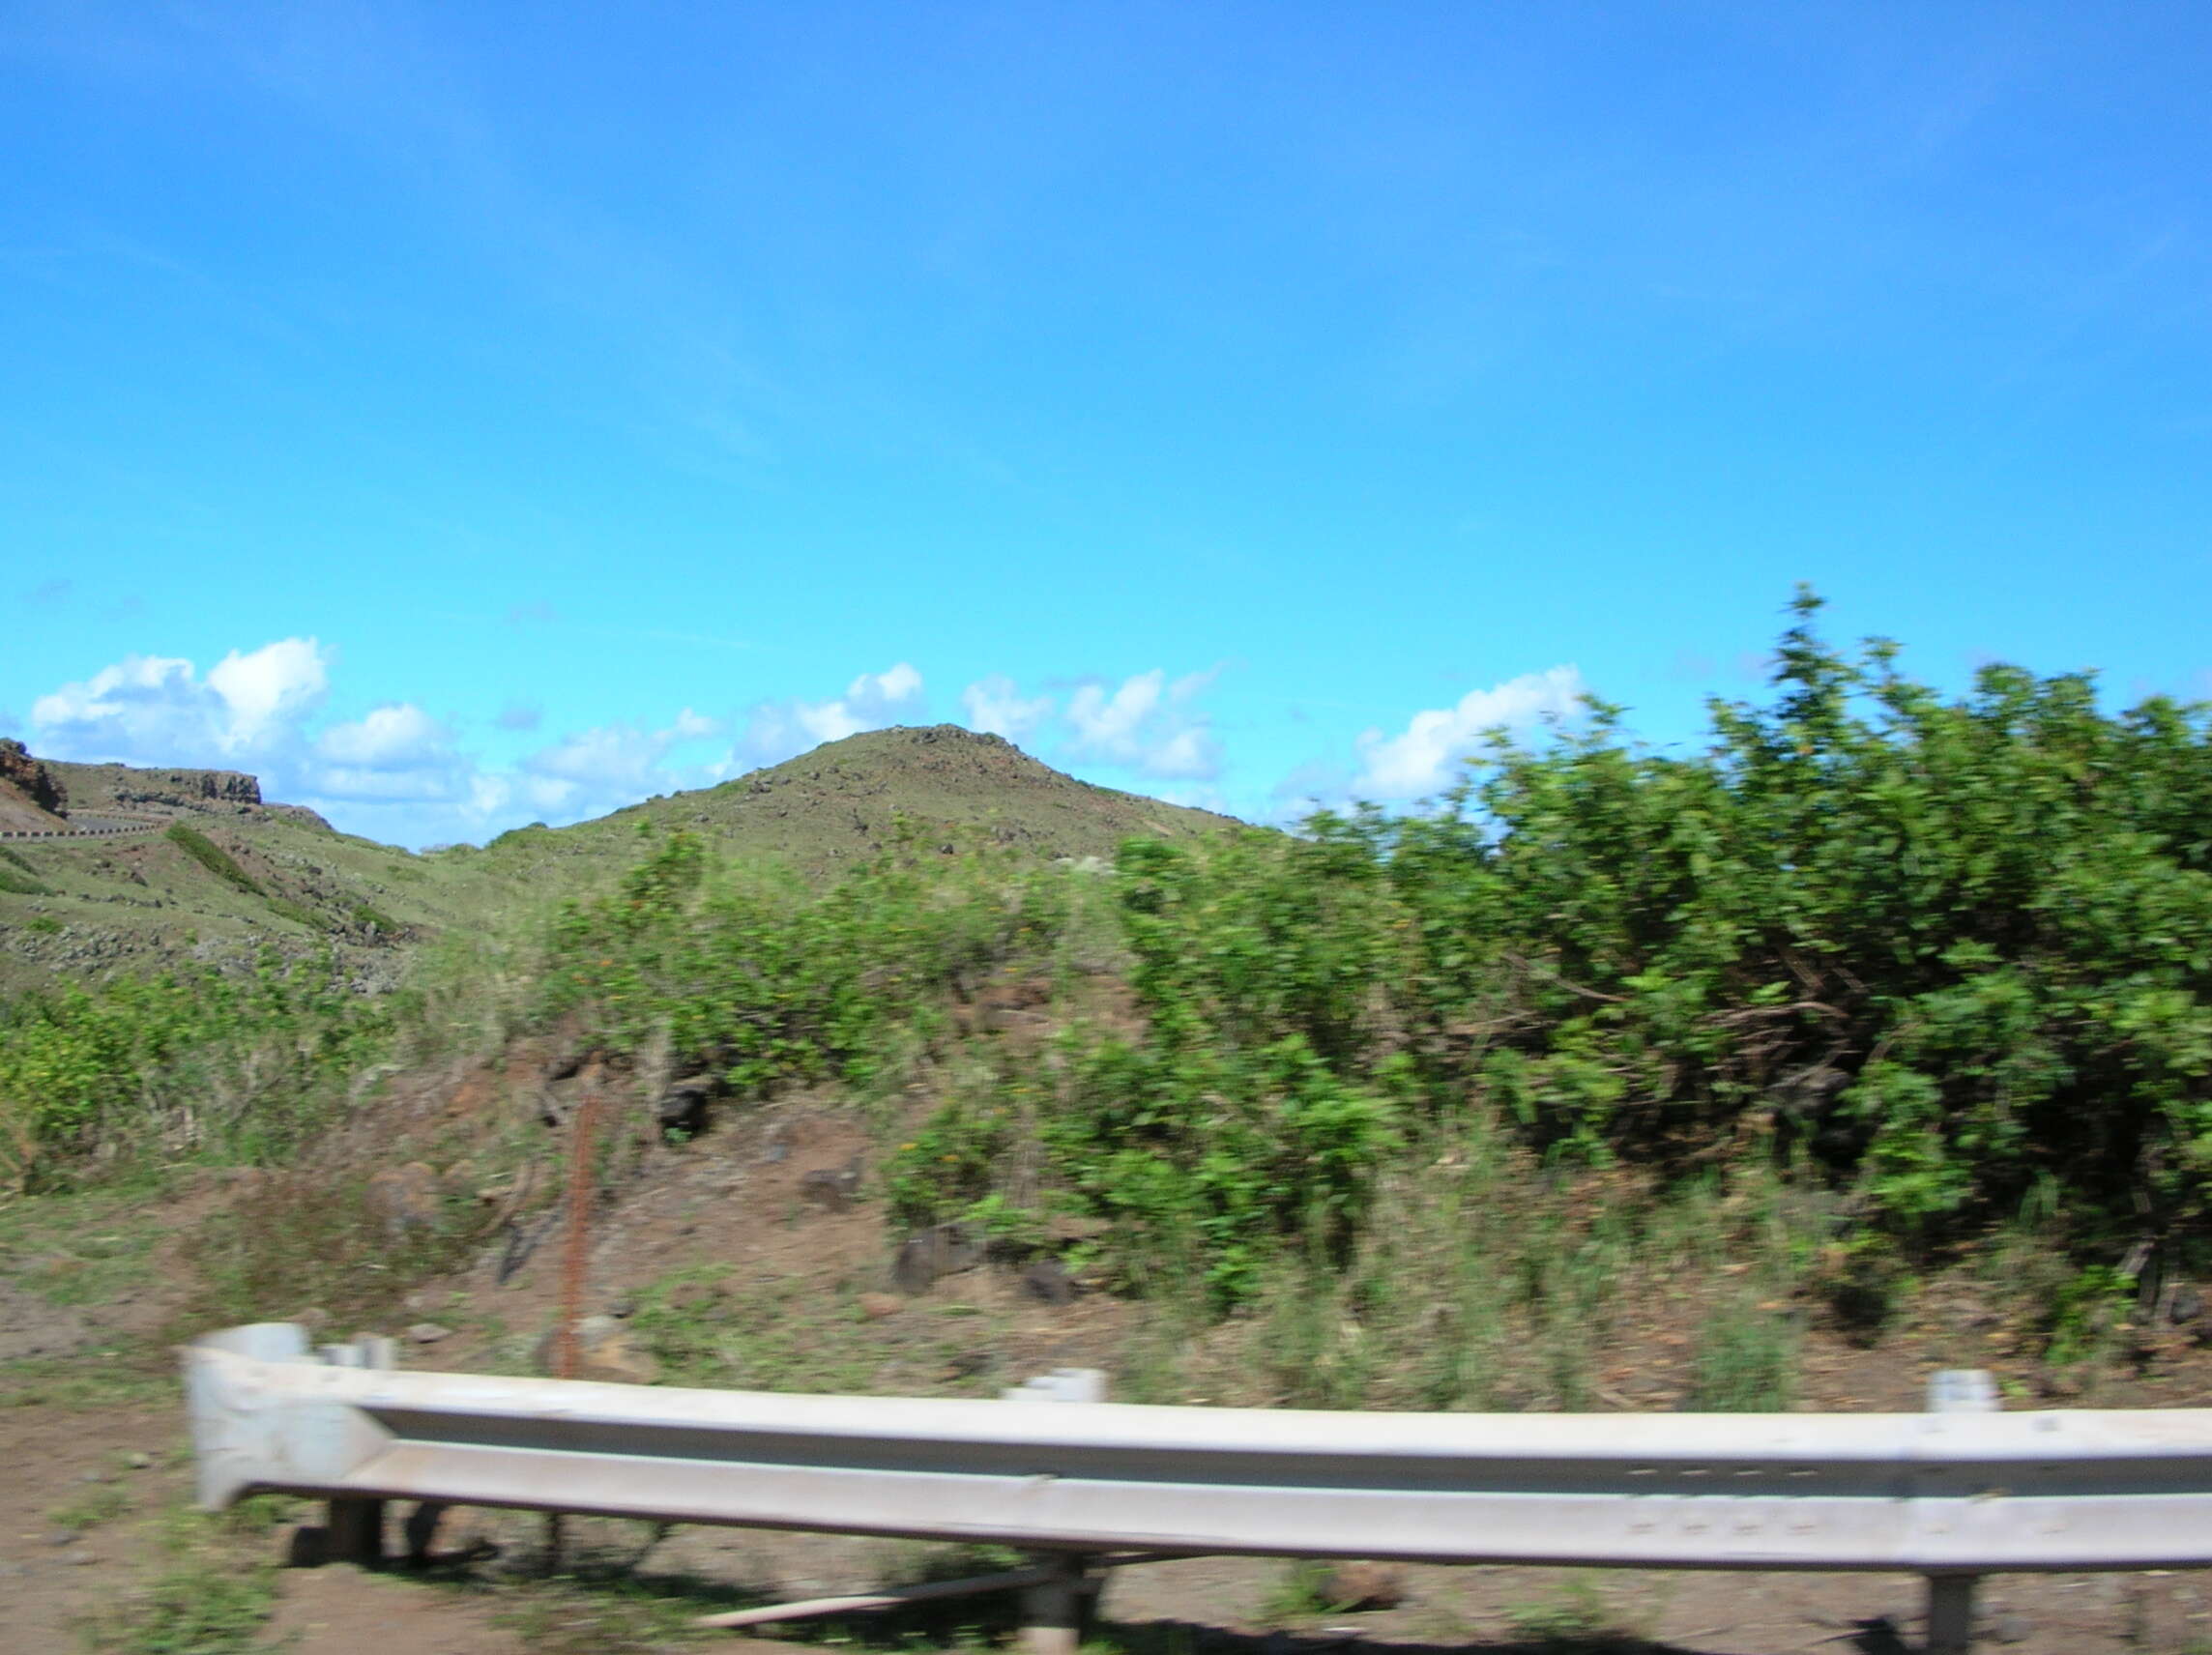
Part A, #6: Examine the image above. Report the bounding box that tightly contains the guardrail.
[185,1322,2212,1653]
[0,815,165,841]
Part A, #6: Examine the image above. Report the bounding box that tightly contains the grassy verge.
[78,1497,297,1655]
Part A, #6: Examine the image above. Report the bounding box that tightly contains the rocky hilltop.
[65,762,261,809]
[488,722,1245,882]
[40,758,333,832]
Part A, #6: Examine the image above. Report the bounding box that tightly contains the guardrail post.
[1923,1369,1996,1653]
[323,1334,398,1567]
[1005,1369,1108,1653]
[1926,1575,1976,1655]
[1020,1553,1087,1655]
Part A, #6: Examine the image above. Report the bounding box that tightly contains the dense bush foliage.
[0,956,392,1191]
[957,591,2212,1301]
[540,819,1076,1096]
[14,593,2210,1337]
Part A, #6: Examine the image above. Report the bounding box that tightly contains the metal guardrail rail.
[187,1322,2212,1652]
[0,813,166,841]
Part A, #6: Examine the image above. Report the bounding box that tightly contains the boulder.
[656,1073,723,1135]
[892,1223,985,1295]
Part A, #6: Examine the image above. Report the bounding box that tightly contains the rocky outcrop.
[0,739,68,816]
[111,769,262,808]
[42,760,262,817]
[0,739,71,832]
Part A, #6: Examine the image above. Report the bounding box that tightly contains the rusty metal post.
[544,1060,604,1571]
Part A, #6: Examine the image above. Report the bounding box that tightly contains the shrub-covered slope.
[0,725,1241,997]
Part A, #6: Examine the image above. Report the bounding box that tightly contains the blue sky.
[4,2,2208,848]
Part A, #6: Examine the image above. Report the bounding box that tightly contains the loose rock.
[656,1074,721,1135]
[406,1322,452,1344]
[1319,1561,1407,1611]
[1019,1258,1077,1306]
[892,1223,985,1294]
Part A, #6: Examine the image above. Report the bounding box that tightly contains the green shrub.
[540,820,1072,1102]
[0,954,393,1191]
[163,824,263,896]
[350,900,401,934]
[991,588,2212,1298]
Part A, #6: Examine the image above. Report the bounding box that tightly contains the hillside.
[443,723,1240,884]
[0,804,492,999]
[11,619,2212,1653]
[0,726,1242,996]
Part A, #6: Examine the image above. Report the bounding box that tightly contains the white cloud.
[310,703,469,803]
[317,703,447,767]
[726,663,926,768]
[669,707,722,741]
[960,675,1055,741]
[23,639,756,846]
[1351,665,1586,799]
[1063,668,1224,780]
[205,639,330,747]
[31,639,334,765]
